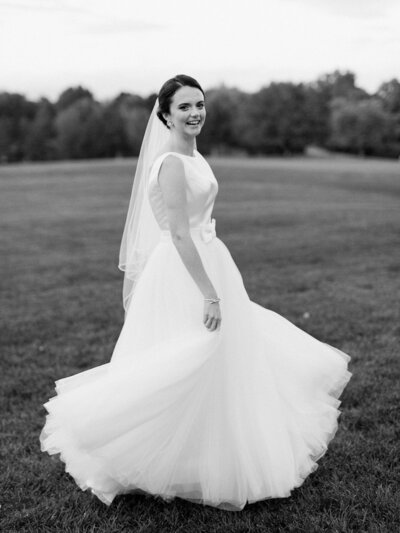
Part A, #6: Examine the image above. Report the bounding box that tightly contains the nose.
[190,107,200,118]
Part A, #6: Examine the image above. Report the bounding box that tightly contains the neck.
[168,132,196,156]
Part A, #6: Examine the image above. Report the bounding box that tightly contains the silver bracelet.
[204,297,221,304]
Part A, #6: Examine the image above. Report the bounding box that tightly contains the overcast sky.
[0,0,399,101]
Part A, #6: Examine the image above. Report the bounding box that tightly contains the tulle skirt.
[39,229,352,511]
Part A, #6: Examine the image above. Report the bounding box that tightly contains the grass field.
[1,155,399,532]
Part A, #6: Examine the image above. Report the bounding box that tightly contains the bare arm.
[158,155,221,331]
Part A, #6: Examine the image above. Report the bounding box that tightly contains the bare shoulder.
[158,154,185,189]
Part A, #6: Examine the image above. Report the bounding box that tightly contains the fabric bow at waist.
[198,218,216,243]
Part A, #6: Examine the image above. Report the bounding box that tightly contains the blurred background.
[0,0,399,162]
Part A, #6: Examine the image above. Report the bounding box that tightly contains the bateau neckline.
[166,149,197,159]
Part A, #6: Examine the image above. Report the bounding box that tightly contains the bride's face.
[165,86,206,137]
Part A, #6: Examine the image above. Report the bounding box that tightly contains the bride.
[40,74,352,512]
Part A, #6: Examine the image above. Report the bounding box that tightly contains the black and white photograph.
[1,0,399,531]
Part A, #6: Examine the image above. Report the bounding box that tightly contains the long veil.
[118,98,169,317]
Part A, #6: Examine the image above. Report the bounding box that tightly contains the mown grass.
[1,155,399,532]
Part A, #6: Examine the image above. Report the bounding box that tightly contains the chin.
[185,125,203,136]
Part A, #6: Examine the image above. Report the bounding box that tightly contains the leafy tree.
[24,98,56,160]
[0,93,36,162]
[115,94,150,156]
[376,79,400,153]
[2,72,400,163]
[55,97,106,159]
[240,82,311,154]
[328,97,398,156]
[304,70,368,147]
[200,86,246,154]
[56,86,93,112]
[100,102,127,158]
[314,70,368,101]
[376,79,400,113]
[121,106,150,156]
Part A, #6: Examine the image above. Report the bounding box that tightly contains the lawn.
[1,155,399,532]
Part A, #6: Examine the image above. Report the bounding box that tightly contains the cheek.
[178,112,189,124]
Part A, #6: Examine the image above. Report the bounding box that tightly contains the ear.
[162,113,170,123]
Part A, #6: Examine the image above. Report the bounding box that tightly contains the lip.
[186,120,201,126]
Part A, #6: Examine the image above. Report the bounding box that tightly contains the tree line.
[1,70,399,163]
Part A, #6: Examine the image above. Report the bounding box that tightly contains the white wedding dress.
[40,149,352,511]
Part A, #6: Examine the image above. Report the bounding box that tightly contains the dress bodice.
[148,150,218,231]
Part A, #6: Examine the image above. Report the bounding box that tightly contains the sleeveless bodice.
[148,150,218,231]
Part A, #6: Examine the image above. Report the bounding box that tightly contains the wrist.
[204,296,221,304]
[203,290,218,299]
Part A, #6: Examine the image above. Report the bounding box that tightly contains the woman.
[40,74,352,511]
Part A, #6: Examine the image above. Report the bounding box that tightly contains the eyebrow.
[178,100,205,105]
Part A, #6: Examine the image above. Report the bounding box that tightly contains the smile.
[187,120,201,126]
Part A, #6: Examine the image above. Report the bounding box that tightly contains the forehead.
[171,86,204,105]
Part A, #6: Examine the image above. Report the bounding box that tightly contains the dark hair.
[156,74,205,129]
